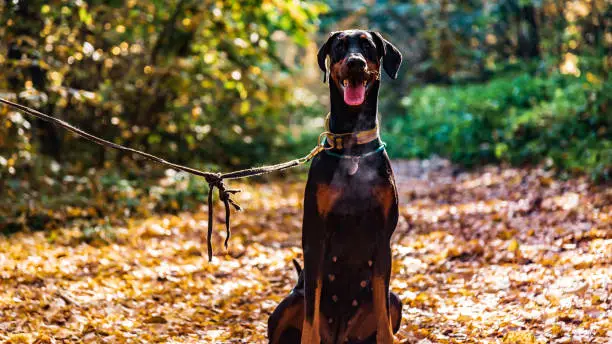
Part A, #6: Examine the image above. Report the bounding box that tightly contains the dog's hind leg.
[268,292,304,344]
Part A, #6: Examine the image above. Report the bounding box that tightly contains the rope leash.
[0,97,325,261]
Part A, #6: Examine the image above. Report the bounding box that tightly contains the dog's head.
[317,30,402,106]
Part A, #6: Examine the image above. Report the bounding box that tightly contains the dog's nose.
[347,56,366,70]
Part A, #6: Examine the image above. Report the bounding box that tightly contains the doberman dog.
[268,30,403,344]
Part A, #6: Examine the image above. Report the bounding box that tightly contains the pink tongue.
[344,84,365,106]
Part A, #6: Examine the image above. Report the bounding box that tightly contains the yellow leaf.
[551,324,563,337]
[503,330,536,344]
[508,239,520,252]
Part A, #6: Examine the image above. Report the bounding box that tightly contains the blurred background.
[0,0,610,224]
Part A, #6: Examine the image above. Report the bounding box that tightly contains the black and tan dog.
[268,30,403,344]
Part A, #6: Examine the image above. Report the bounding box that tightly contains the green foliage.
[385,67,611,181]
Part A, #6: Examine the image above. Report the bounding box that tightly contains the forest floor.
[0,160,610,343]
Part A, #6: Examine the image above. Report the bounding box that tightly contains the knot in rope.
[205,174,242,261]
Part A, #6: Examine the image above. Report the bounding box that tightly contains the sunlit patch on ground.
[0,161,610,343]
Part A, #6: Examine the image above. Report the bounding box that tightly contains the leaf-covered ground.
[1,161,610,343]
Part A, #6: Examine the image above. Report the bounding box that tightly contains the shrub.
[384,68,611,181]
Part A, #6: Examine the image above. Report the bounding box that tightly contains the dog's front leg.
[301,253,324,344]
[372,242,394,344]
[372,184,399,344]
[301,212,326,344]
[301,182,338,344]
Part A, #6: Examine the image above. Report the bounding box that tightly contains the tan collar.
[323,113,380,150]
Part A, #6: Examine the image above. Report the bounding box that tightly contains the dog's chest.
[311,156,394,216]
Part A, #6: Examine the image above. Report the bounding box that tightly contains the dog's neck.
[328,81,380,134]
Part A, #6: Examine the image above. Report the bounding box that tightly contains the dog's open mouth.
[340,79,369,106]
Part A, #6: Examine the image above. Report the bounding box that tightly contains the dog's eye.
[334,44,344,53]
[363,41,371,49]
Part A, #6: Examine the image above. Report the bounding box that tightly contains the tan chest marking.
[372,185,395,219]
[316,184,342,218]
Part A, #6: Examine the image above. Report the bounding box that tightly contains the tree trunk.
[10,1,62,161]
[517,4,541,59]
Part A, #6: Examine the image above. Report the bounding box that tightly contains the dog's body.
[269,30,403,344]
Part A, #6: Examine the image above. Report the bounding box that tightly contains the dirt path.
[1,161,610,343]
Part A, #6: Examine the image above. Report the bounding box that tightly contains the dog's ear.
[317,31,340,83]
[292,259,302,276]
[370,31,402,79]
